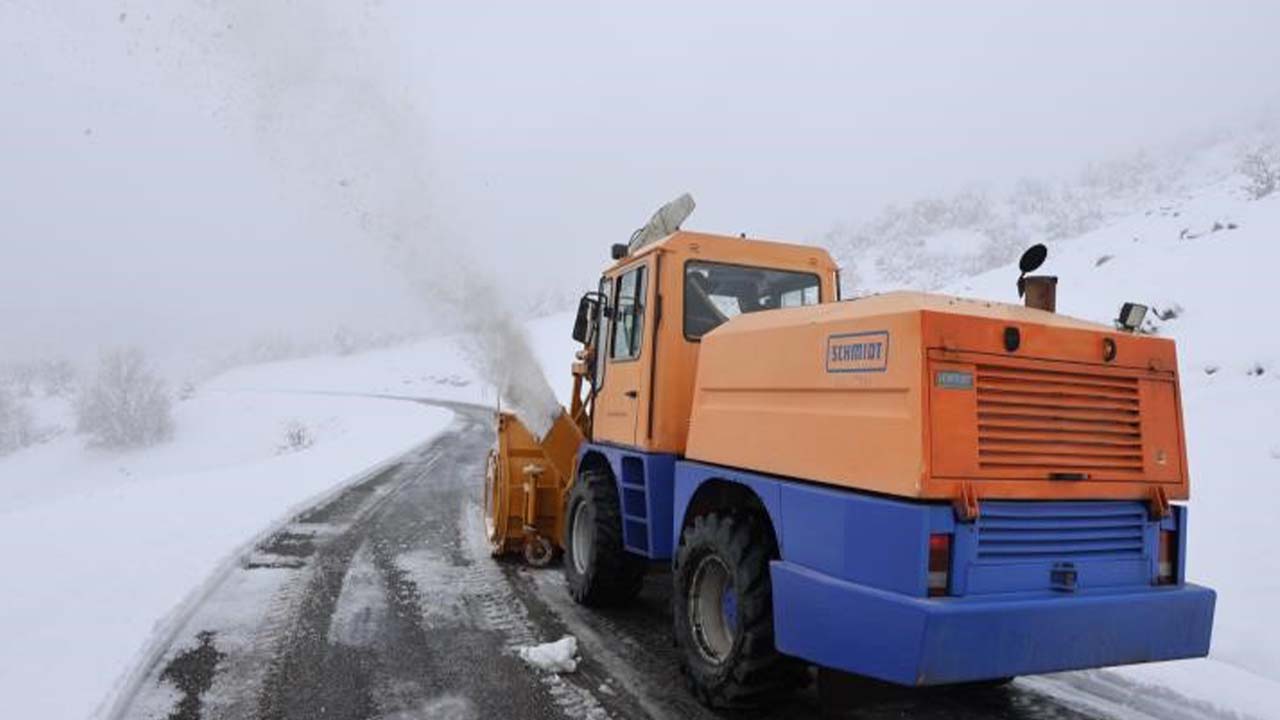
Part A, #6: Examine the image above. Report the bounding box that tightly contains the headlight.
[1116,302,1148,332]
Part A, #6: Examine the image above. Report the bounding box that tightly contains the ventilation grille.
[977,501,1147,560]
[976,364,1143,476]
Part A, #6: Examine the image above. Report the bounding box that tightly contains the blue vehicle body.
[578,441,1216,685]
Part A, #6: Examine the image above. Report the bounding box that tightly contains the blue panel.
[772,562,929,682]
[576,443,676,559]
[622,488,647,518]
[672,463,1215,683]
[673,461,786,561]
[621,456,645,487]
[675,460,950,596]
[976,502,1147,560]
[625,518,649,553]
[779,481,954,596]
[643,454,676,558]
[772,560,1216,686]
[957,501,1160,595]
[966,558,1152,594]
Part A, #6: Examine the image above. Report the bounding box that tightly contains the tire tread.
[673,510,805,709]
[563,468,646,607]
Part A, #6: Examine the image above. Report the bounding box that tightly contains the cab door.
[593,259,651,447]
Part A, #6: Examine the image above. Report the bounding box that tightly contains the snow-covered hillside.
[939,173,1280,718]
[825,129,1278,298]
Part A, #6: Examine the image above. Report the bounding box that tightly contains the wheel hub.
[570,501,593,574]
[689,555,736,664]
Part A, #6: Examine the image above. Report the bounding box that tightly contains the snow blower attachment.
[484,282,606,565]
[485,408,583,565]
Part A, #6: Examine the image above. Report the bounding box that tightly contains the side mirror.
[1018,243,1048,274]
[572,292,604,344]
[1016,243,1048,297]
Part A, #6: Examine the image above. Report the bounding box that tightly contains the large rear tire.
[562,468,646,607]
[673,511,804,708]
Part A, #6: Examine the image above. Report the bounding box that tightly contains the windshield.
[684,260,821,339]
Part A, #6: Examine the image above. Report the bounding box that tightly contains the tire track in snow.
[108,402,575,720]
[454,505,611,720]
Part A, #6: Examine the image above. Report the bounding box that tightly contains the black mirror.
[1019,243,1048,274]
[1017,243,1048,297]
[572,293,603,344]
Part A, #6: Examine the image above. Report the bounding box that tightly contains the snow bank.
[517,636,580,674]
[0,361,451,720]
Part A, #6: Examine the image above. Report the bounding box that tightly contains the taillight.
[928,534,951,597]
[1157,530,1177,585]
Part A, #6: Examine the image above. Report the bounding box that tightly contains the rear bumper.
[772,560,1216,686]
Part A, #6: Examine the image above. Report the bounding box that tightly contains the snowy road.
[107,402,1233,720]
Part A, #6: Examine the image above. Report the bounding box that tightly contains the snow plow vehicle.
[484,197,1215,707]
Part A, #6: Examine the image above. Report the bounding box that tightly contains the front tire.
[673,512,804,708]
[562,468,646,606]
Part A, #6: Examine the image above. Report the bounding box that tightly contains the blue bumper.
[772,560,1216,686]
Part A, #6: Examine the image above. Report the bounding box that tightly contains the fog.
[4,1,1279,372]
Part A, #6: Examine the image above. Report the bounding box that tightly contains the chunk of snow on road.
[517,636,579,673]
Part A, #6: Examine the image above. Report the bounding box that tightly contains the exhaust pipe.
[1023,275,1058,312]
[1016,244,1056,312]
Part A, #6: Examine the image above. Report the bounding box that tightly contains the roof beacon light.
[1117,302,1149,332]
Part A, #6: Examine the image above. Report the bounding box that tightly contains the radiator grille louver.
[975,364,1143,475]
[977,502,1147,560]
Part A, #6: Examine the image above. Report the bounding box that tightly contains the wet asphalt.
[109,401,1125,720]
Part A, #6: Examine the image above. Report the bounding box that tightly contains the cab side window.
[610,265,647,360]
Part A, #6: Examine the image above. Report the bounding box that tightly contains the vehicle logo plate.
[826,331,889,373]
[935,370,974,389]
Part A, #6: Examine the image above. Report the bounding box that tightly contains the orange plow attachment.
[484,409,584,565]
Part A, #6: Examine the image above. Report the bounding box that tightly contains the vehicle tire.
[563,467,646,606]
[673,511,805,708]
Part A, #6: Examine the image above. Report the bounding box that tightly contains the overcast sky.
[3,1,1279,367]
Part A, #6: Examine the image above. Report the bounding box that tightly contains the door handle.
[624,390,638,398]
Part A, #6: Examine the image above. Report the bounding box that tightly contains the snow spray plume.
[127,1,561,436]
[391,249,561,439]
